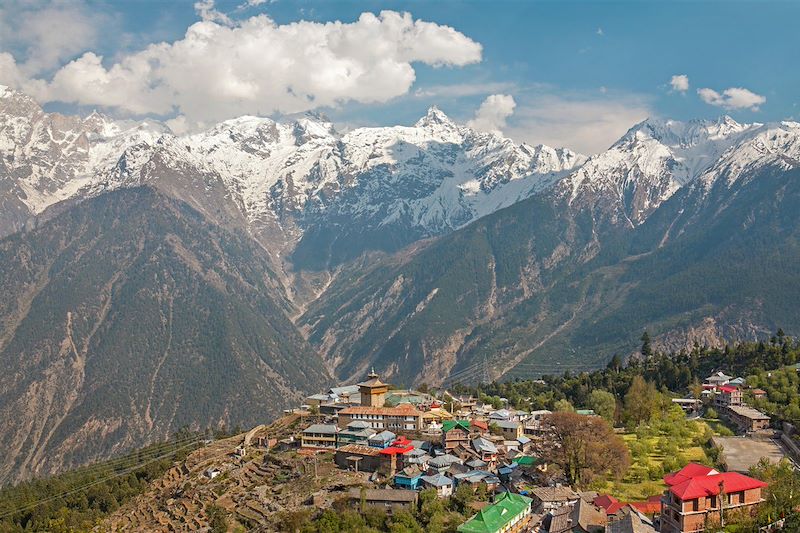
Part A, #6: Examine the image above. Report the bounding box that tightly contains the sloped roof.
[421,473,454,487]
[329,384,359,395]
[719,385,739,393]
[593,494,619,510]
[706,371,732,381]
[443,420,472,432]
[570,498,607,531]
[606,508,657,533]
[396,465,423,478]
[336,444,382,457]
[472,437,498,454]
[629,496,661,515]
[668,471,768,500]
[457,492,533,533]
[530,485,579,503]
[727,405,771,420]
[369,430,397,441]
[303,424,338,434]
[663,463,718,486]
[428,453,462,467]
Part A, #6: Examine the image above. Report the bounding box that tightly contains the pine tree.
[641,331,653,359]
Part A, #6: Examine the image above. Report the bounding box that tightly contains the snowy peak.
[698,120,800,189]
[414,105,457,129]
[558,116,766,225]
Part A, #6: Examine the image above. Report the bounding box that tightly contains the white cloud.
[0,1,111,77]
[413,81,516,99]
[670,74,689,93]
[467,94,516,133]
[697,86,766,111]
[2,10,481,127]
[504,93,653,154]
[194,0,233,25]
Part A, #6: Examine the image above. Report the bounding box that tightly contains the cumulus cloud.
[670,74,689,93]
[0,0,107,76]
[1,9,481,127]
[467,94,516,133]
[504,93,653,154]
[697,86,766,111]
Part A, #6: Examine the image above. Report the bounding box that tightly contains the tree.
[542,412,630,488]
[689,378,703,400]
[641,331,653,359]
[750,459,800,524]
[206,505,228,533]
[624,376,658,425]
[607,354,623,372]
[588,390,617,424]
[553,399,575,413]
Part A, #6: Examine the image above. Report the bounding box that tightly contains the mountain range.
[1,83,800,483]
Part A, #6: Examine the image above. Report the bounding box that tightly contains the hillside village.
[89,363,800,533]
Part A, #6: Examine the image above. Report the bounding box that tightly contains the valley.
[2,84,800,485]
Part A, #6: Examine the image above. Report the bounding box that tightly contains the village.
[213,368,798,533]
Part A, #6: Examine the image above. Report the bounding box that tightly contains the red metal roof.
[629,499,661,514]
[594,494,661,516]
[668,471,767,500]
[392,436,412,446]
[471,420,489,431]
[664,463,718,486]
[719,385,739,393]
[380,444,414,455]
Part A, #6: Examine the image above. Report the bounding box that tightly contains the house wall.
[662,488,764,532]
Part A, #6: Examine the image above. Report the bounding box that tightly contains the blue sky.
[1,0,797,153]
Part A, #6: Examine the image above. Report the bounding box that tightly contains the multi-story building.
[714,385,742,408]
[457,492,534,533]
[725,405,771,433]
[660,464,767,533]
[337,403,423,431]
[442,420,472,450]
[301,423,339,449]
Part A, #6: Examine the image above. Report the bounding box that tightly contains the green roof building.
[442,420,471,432]
[457,492,533,533]
[511,455,538,467]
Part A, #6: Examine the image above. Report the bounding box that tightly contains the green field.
[591,417,715,501]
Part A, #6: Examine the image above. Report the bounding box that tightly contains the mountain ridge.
[0,186,329,484]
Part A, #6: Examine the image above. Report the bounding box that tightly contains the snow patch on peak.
[698,121,800,190]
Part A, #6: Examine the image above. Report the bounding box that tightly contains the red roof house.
[661,464,768,533]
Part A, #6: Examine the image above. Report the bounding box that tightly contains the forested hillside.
[0,188,330,485]
[303,161,800,386]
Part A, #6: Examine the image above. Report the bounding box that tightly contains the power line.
[1,434,204,498]
[0,439,202,520]
[0,435,204,512]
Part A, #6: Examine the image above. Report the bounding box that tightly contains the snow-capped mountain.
[697,120,800,189]
[558,116,762,225]
[0,87,585,273]
[4,83,800,276]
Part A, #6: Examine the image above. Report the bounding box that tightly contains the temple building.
[358,370,389,408]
